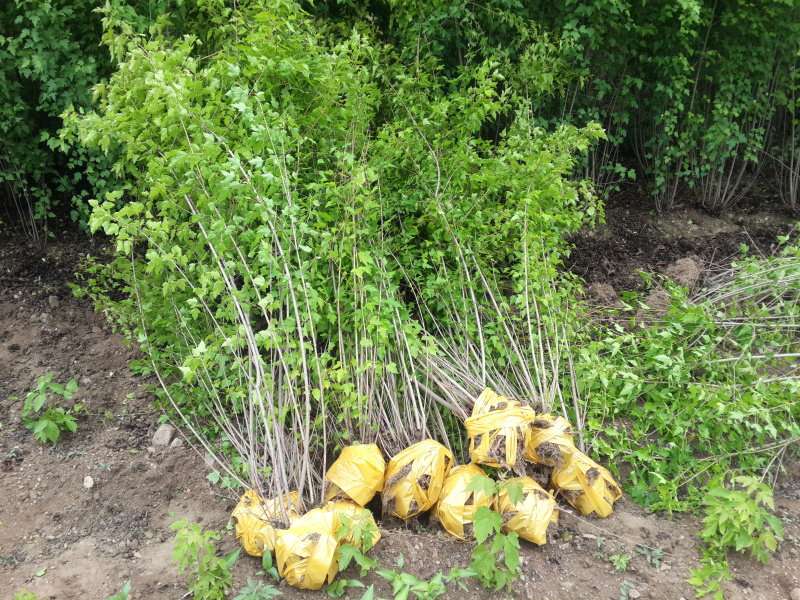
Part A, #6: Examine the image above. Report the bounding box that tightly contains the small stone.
[48,296,59,308]
[170,437,184,448]
[133,551,142,559]
[39,313,53,324]
[92,326,101,334]
[147,446,156,454]
[81,377,91,385]
[629,590,641,599]
[152,423,175,446]
[29,314,38,323]
[790,588,800,600]
[583,534,596,540]
[83,476,94,490]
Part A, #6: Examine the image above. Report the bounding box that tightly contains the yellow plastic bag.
[382,439,454,520]
[323,444,386,506]
[275,501,383,590]
[465,388,536,472]
[230,489,303,557]
[494,477,558,545]
[525,414,577,468]
[472,387,521,413]
[433,464,493,541]
[551,451,622,518]
[274,507,340,590]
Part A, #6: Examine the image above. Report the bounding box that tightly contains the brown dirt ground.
[2,196,800,600]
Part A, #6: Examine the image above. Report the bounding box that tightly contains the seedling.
[21,373,81,443]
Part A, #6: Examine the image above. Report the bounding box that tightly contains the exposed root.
[385,462,412,491]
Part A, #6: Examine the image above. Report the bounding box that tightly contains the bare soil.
[2,197,800,600]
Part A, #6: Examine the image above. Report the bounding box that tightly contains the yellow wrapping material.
[274,507,340,590]
[494,477,558,545]
[433,464,493,541]
[382,439,454,520]
[465,388,536,471]
[230,489,303,557]
[323,444,386,506]
[472,387,521,413]
[525,414,577,468]
[324,500,382,548]
[551,451,622,518]
[275,501,382,590]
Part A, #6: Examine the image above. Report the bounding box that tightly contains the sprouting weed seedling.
[232,578,282,600]
[609,553,630,571]
[21,373,81,443]
[170,518,240,600]
[619,579,637,600]
[637,546,665,569]
[106,581,131,600]
[376,555,447,600]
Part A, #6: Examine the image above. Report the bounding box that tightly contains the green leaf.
[472,506,502,544]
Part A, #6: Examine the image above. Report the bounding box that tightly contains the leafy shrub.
[72,0,600,502]
[574,241,800,511]
[0,0,119,239]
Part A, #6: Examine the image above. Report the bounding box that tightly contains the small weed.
[13,591,37,600]
[637,546,665,569]
[21,373,81,443]
[233,578,282,600]
[609,554,630,571]
[170,518,240,600]
[619,579,637,600]
[377,556,446,600]
[106,581,131,600]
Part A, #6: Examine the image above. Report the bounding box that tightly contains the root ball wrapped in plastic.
[551,451,622,518]
[274,507,340,590]
[382,439,453,520]
[230,489,303,557]
[494,477,558,545]
[323,444,386,506]
[465,388,536,473]
[525,414,577,468]
[433,464,493,541]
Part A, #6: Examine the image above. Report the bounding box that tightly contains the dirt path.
[2,206,800,600]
